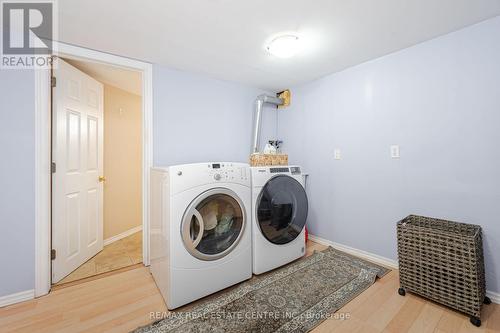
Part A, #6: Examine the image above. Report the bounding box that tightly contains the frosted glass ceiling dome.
[266,35,300,58]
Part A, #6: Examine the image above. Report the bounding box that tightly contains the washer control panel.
[207,162,249,183]
[268,166,301,175]
[290,166,301,175]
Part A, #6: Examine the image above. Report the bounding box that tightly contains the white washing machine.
[150,162,252,309]
[251,165,308,274]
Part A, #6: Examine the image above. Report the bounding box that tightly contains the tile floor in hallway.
[55,231,143,285]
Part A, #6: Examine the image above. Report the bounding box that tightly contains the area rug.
[133,247,390,333]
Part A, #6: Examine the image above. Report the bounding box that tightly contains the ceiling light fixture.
[266,35,300,58]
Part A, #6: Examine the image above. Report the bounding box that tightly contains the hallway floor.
[55,231,142,285]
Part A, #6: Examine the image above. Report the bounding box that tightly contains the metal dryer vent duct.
[251,90,290,154]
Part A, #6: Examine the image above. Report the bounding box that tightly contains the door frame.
[34,42,153,297]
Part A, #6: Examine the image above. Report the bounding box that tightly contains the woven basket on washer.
[397,215,489,326]
[249,153,288,167]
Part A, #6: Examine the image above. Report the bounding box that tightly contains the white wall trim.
[309,234,500,304]
[486,291,500,305]
[0,290,35,308]
[309,234,397,270]
[104,225,143,246]
[34,69,51,298]
[141,58,153,267]
[34,41,153,300]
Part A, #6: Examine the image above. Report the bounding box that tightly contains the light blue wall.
[153,65,276,166]
[2,18,498,299]
[278,16,500,293]
[0,70,35,296]
[0,64,277,298]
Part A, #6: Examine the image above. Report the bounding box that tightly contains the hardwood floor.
[1,240,499,333]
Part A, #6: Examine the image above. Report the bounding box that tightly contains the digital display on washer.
[212,163,221,169]
[270,167,289,173]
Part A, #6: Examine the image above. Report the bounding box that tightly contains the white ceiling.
[58,0,500,91]
[64,58,142,96]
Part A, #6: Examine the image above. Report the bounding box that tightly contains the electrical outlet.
[334,149,341,160]
[390,145,400,159]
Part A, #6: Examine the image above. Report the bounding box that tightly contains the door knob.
[98,176,106,183]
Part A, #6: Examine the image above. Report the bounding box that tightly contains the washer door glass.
[257,175,308,244]
[181,188,245,260]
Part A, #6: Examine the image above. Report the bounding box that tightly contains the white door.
[52,58,104,283]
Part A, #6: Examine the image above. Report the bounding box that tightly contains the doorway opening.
[51,57,144,285]
[35,42,152,297]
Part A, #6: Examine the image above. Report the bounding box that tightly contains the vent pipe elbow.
[251,94,284,154]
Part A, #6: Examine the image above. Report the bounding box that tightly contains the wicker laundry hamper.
[396,215,491,327]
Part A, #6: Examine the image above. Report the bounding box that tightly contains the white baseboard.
[104,225,142,246]
[0,289,34,308]
[309,234,499,304]
[486,290,500,305]
[309,234,398,269]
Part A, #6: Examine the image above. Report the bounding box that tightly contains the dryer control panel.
[207,162,249,183]
[167,162,250,194]
[251,165,304,188]
[269,166,301,175]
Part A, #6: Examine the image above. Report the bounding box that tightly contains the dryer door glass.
[182,189,245,261]
[257,175,308,244]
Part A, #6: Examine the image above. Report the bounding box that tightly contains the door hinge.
[51,76,56,88]
[51,249,56,260]
[51,162,56,173]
